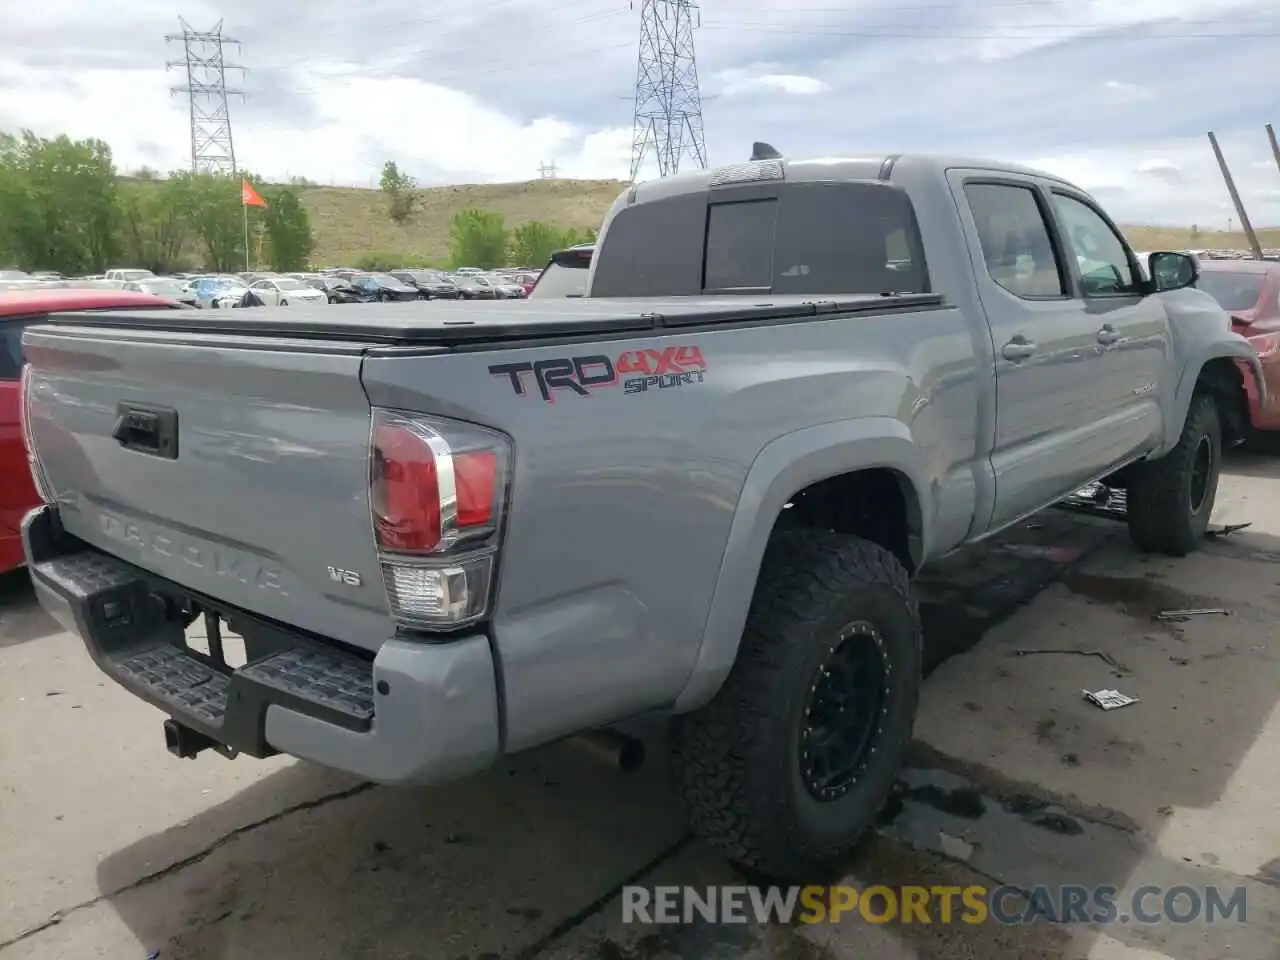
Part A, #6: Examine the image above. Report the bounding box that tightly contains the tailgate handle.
[112,403,179,459]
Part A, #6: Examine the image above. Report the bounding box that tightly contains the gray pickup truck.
[18,151,1264,882]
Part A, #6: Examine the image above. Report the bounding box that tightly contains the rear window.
[1,321,27,378]
[529,260,592,299]
[590,181,929,297]
[1196,272,1265,313]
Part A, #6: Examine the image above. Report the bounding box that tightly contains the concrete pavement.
[2,453,1278,959]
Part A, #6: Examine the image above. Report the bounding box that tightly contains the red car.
[0,287,182,573]
[1196,260,1280,434]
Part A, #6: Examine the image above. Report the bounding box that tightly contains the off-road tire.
[669,529,922,883]
[1127,391,1221,556]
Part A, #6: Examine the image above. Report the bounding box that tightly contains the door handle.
[1002,337,1036,361]
[1097,325,1122,346]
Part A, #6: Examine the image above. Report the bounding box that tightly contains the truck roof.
[41,293,942,346]
[625,152,1081,206]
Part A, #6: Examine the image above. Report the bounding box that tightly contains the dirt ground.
[2,453,1278,960]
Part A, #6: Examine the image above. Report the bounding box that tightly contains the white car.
[248,276,329,306]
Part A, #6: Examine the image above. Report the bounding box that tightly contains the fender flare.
[1157,338,1265,458]
[671,417,930,712]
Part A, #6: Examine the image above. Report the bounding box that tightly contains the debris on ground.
[938,831,976,861]
[1083,688,1140,711]
[1154,607,1229,621]
[1207,522,1252,538]
[1014,648,1120,668]
[1001,544,1086,562]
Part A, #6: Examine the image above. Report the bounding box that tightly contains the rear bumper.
[22,505,501,786]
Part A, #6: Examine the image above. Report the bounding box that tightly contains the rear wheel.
[1127,391,1221,556]
[280,299,289,306]
[669,530,921,882]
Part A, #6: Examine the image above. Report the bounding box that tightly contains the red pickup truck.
[0,287,182,573]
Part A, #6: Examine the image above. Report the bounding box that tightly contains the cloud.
[0,0,1276,222]
[715,68,828,97]
[1134,160,1186,184]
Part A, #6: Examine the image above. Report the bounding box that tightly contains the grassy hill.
[232,177,1280,266]
[296,179,629,266]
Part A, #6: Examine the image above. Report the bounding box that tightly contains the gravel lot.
[2,454,1279,960]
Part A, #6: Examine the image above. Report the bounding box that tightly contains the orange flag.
[241,179,268,208]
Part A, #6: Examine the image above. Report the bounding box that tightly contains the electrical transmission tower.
[629,0,707,181]
[538,160,558,179]
[165,18,245,175]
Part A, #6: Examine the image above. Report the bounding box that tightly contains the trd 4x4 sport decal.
[489,345,706,402]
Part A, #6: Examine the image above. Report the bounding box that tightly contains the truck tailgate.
[22,325,392,652]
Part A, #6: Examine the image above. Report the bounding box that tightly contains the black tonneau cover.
[43,293,943,346]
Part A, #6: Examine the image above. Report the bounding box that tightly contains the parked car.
[189,275,251,309]
[104,268,155,283]
[347,273,420,302]
[303,276,377,304]
[248,276,330,307]
[389,270,463,300]
[448,274,500,299]
[473,273,526,299]
[529,243,594,299]
[1194,259,1280,433]
[16,150,1262,884]
[124,277,199,308]
[0,287,182,574]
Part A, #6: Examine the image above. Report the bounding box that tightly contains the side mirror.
[1148,251,1198,292]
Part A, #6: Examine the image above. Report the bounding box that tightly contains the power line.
[165,18,245,175]
[538,160,558,178]
[630,0,707,181]
[698,23,1280,39]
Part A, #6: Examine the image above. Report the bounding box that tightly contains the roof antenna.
[751,141,782,161]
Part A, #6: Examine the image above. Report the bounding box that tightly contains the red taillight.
[372,421,442,552]
[18,364,32,452]
[18,364,52,503]
[369,409,510,631]
[455,450,496,527]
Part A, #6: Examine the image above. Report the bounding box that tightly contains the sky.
[1,0,1278,226]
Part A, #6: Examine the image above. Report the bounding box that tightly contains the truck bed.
[42,293,944,345]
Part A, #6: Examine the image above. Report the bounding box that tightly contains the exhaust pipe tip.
[572,729,647,772]
[618,736,646,773]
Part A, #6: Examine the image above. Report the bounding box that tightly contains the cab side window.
[1050,192,1139,296]
[963,183,1066,299]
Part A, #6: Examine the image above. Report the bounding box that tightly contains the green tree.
[260,184,315,271]
[561,225,598,246]
[0,134,33,268]
[509,220,567,267]
[380,160,417,223]
[116,180,188,273]
[0,130,120,273]
[448,208,508,268]
[168,171,250,272]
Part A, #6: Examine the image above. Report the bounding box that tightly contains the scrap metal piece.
[1014,648,1120,668]
[1083,688,1140,711]
[1155,608,1229,621]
